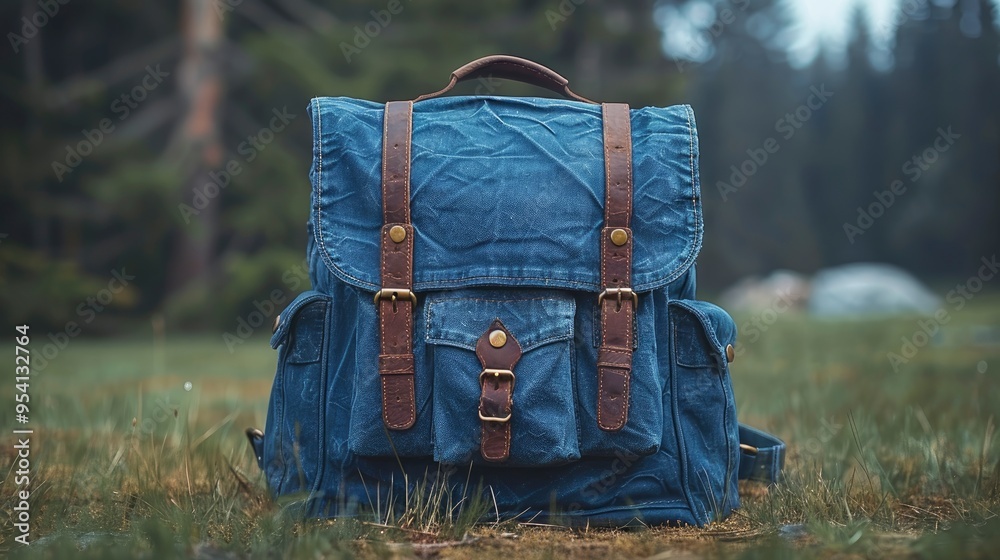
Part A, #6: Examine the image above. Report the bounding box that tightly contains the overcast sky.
[659,0,1000,68]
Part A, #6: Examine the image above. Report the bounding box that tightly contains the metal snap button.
[389,225,407,243]
[489,329,507,348]
[610,228,628,246]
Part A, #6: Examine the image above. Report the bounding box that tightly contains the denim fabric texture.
[259,95,746,526]
[308,96,701,294]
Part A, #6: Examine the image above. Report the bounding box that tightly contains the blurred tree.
[877,0,1000,278]
[166,0,225,313]
[682,0,999,290]
[0,0,687,330]
[0,0,997,330]
[676,0,826,282]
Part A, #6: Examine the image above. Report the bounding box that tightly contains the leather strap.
[597,102,635,432]
[378,100,416,430]
[476,320,522,462]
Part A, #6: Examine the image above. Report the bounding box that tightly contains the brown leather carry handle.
[414,55,597,104]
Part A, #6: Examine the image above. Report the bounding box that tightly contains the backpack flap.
[307,96,701,295]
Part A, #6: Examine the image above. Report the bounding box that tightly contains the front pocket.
[669,300,740,521]
[426,290,581,466]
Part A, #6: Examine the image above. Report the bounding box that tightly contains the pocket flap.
[270,290,330,350]
[669,300,736,367]
[425,291,575,352]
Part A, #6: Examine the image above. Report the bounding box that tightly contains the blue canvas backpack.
[247,56,785,527]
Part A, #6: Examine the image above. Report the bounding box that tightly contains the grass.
[1,295,999,558]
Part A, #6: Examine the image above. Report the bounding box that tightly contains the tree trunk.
[166,0,224,302]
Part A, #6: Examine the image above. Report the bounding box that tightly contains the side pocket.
[263,291,331,495]
[669,300,740,522]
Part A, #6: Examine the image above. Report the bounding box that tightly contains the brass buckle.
[373,288,418,306]
[478,369,514,423]
[597,288,638,307]
[478,410,512,423]
[739,443,759,456]
[479,368,515,385]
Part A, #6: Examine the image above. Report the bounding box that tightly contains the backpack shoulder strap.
[597,102,636,432]
[377,100,417,430]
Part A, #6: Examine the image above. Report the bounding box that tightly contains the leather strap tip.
[381,374,416,430]
[385,417,416,431]
[597,419,627,432]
